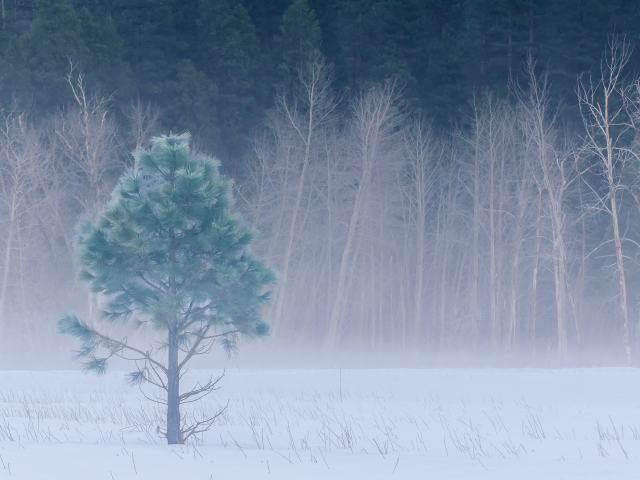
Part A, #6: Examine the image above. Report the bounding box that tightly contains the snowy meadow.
[0,368,636,479]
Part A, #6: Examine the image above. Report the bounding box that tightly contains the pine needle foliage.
[57,133,275,443]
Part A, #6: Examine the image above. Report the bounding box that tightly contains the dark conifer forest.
[2,0,640,365]
[2,0,639,162]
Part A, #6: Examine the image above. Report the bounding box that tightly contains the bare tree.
[403,118,441,345]
[530,184,543,357]
[577,37,633,363]
[55,65,124,217]
[0,111,49,358]
[505,120,535,352]
[458,97,493,349]
[234,48,640,361]
[272,52,337,332]
[326,82,401,352]
[53,66,126,322]
[125,98,161,153]
[462,96,513,351]
[517,61,579,360]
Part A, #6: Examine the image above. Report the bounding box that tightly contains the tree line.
[3,44,640,365]
[239,41,640,363]
[0,0,639,165]
[2,1,640,364]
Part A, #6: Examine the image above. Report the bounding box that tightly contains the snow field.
[0,368,636,479]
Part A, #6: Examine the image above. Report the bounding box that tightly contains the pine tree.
[57,133,275,445]
[165,60,221,154]
[23,0,87,109]
[195,0,264,160]
[77,5,131,102]
[275,0,321,87]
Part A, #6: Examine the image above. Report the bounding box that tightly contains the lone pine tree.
[57,133,275,444]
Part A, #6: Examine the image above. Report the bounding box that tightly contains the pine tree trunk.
[166,326,181,444]
[166,224,181,444]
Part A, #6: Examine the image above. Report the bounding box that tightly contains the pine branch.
[92,330,168,375]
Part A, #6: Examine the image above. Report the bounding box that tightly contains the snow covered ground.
[0,368,636,479]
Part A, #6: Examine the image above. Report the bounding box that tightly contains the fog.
[0,43,639,371]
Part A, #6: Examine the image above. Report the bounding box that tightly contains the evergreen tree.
[77,5,131,101]
[165,60,221,153]
[113,0,180,101]
[0,0,639,160]
[275,0,321,87]
[57,133,275,445]
[334,0,381,87]
[196,0,264,160]
[244,0,291,50]
[22,0,87,109]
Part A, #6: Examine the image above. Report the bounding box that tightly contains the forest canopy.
[1,0,639,163]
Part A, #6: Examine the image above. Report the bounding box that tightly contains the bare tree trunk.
[427,200,443,346]
[273,54,335,332]
[415,185,426,345]
[608,155,630,362]
[489,121,498,352]
[470,134,481,348]
[574,184,588,345]
[507,202,524,351]
[439,220,449,349]
[370,241,376,350]
[0,195,15,356]
[327,166,370,350]
[550,200,569,361]
[326,147,334,339]
[404,119,438,348]
[518,60,574,361]
[577,38,632,363]
[604,79,630,360]
[16,226,34,354]
[326,84,398,352]
[438,172,455,349]
[458,98,493,350]
[399,265,407,351]
[496,143,507,350]
[630,191,640,351]
[274,107,313,329]
[452,247,467,344]
[531,186,542,358]
[0,114,46,358]
[507,133,533,351]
